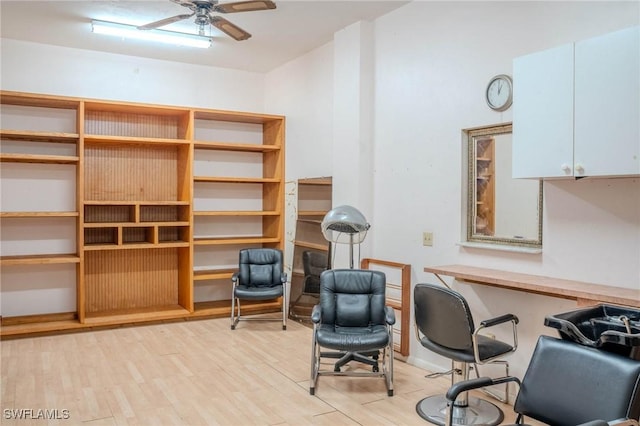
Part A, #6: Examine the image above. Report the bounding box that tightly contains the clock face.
[486,75,513,111]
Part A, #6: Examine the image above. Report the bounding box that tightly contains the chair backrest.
[414,283,475,351]
[302,251,328,294]
[515,335,640,425]
[238,248,283,288]
[319,269,386,328]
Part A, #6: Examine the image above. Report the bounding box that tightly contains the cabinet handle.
[561,164,572,174]
[575,164,585,175]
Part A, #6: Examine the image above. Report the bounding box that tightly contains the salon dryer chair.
[310,269,395,396]
[414,283,518,426]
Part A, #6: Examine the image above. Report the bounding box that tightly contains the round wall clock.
[485,74,513,112]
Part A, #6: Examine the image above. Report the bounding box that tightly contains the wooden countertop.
[424,264,640,308]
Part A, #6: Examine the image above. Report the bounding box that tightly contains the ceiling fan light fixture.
[91,20,212,48]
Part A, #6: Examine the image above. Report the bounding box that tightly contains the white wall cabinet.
[513,26,639,179]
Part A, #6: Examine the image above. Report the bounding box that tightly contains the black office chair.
[231,248,287,330]
[444,335,640,426]
[310,269,395,396]
[414,283,518,426]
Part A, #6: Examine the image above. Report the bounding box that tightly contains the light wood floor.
[1,316,528,425]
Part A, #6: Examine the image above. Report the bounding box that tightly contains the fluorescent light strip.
[91,20,211,49]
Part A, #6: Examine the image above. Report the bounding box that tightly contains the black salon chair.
[414,283,518,426]
[310,269,395,396]
[445,335,640,426]
[231,248,287,330]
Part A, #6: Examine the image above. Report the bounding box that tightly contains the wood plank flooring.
[1,316,530,425]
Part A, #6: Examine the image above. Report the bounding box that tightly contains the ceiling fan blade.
[170,0,196,6]
[213,0,276,14]
[209,16,251,41]
[137,13,194,30]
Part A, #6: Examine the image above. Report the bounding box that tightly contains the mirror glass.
[465,123,542,249]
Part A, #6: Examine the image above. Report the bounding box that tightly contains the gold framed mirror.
[464,123,543,249]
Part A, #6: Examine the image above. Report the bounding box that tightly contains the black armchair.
[444,335,640,426]
[310,269,395,396]
[231,248,287,330]
[414,283,518,426]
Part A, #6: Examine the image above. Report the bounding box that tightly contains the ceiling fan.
[137,0,276,41]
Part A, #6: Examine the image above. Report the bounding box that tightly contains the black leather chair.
[310,269,395,396]
[231,248,287,330]
[444,335,640,426]
[414,283,518,426]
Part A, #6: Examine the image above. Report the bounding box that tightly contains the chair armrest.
[445,376,521,404]
[281,272,288,284]
[385,306,396,325]
[473,313,519,364]
[232,272,239,282]
[311,304,322,324]
[480,313,519,328]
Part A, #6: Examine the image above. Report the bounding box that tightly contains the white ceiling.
[0,1,409,73]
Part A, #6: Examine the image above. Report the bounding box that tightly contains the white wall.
[0,39,265,111]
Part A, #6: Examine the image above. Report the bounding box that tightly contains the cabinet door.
[575,26,639,176]
[513,43,574,178]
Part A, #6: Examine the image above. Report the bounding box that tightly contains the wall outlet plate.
[423,232,433,247]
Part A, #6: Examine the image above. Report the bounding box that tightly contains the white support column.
[331,21,375,268]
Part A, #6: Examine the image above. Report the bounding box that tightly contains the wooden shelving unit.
[0,90,285,337]
[288,177,332,323]
[474,137,495,236]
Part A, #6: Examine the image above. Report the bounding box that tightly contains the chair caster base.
[230,325,235,330]
[416,394,503,426]
[310,388,315,395]
[283,325,286,330]
[388,389,394,397]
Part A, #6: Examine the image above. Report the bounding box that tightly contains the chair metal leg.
[231,297,240,330]
[282,283,287,330]
[230,294,237,330]
[310,326,320,395]
[385,330,394,396]
[416,361,503,426]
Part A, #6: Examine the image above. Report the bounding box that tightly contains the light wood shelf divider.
[0,90,285,338]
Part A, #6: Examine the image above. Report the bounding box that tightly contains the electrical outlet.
[422,232,433,247]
